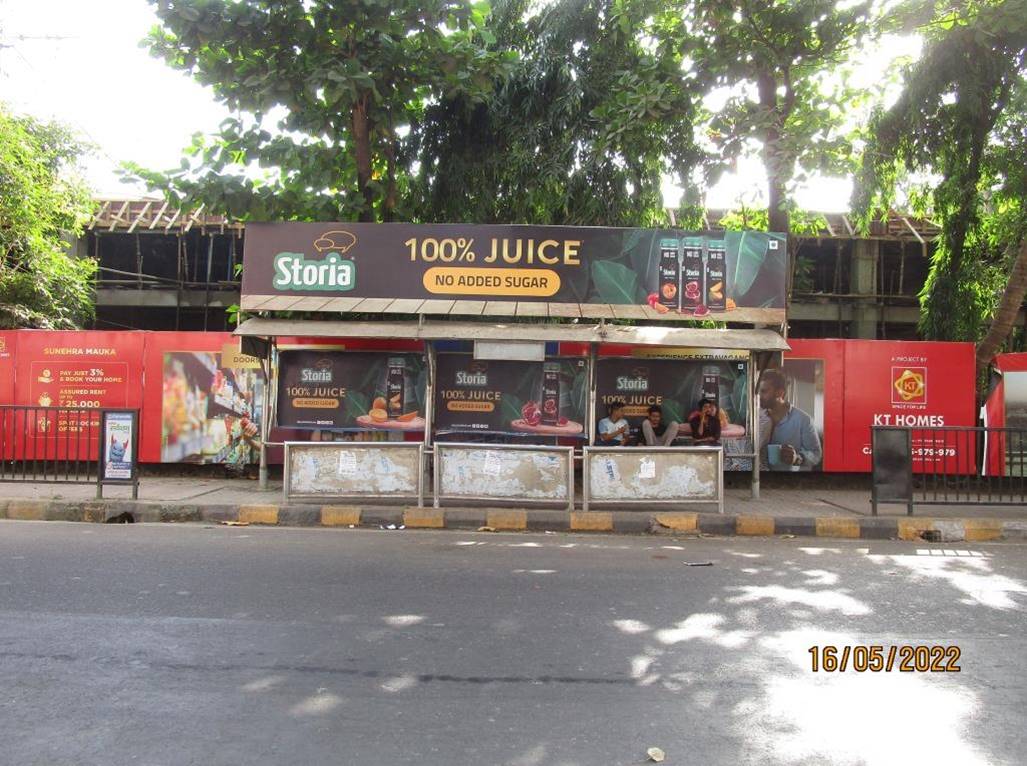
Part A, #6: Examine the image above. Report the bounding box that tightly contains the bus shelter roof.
[234,317,789,352]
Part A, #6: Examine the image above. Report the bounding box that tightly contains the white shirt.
[598,417,630,445]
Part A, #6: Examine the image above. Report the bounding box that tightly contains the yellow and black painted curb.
[1,499,1025,542]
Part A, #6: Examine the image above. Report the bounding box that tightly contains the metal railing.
[871,425,1027,514]
[0,406,140,499]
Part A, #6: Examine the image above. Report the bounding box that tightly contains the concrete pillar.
[851,239,880,339]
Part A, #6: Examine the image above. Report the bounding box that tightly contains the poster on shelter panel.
[276,350,427,431]
[433,355,588,438]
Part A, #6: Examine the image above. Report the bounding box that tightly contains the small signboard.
[99,409,139,498]
[871,427,913,515]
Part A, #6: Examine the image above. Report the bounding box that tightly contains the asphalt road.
[1,521,1025,766]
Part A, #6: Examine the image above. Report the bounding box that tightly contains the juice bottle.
[386,357,406,418]
[701,365,720,404]
[541,362,561,426]
[681,237,704,313]
[706,239,727,312]
[657,238,681,311]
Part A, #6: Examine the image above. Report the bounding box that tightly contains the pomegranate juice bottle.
[681,237,704,313]
[541,362,561,426]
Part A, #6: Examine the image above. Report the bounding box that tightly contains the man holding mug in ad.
[758,368,822,471]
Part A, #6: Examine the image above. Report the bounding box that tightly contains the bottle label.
[386,358,405,418]
[682,245,703,312]
[658,243,680,310]
[706,245,727,311]
[541,363,560,426]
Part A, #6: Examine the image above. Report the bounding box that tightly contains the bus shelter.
[234,222,790,510]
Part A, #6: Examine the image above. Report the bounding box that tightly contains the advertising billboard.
[594,356,750,462]
[140,332,265,465]
[242,223,787,324]
[781,340,976,472]
[10,331,145,459]
[433,354,588,438]
[276,350,427,431]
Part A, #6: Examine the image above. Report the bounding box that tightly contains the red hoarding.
[783,339,976,472]
[10,331,145,459]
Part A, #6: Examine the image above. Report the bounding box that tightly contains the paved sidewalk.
[1,475,1026,542]
[1,475,1025,520]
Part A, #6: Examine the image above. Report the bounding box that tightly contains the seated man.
[597,401,631,446]
[641,405,680,447]
[688,398,721,446]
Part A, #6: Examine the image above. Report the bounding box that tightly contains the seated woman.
[688,398,722,446]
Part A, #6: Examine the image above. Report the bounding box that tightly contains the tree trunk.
[382,110,397,223]
[351,96,375,223]
[976,238,1027,378]
[755,72,790,235]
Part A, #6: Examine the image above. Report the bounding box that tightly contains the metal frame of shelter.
[234,316,789,501]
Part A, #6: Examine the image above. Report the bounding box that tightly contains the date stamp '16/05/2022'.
[809,645,961,673]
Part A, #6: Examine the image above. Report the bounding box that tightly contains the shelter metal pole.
[203,234,214,332]
[258,338,273,490]
[750,352,760,500]
[587,342,598,446]
[424,340,436,507]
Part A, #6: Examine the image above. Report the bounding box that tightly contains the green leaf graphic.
[627,230,659,296]
[725,231,769,298]
[569,364,588,421]
[343,390,370,425]
[500,393,524,426]
[591,260,640,305]
[662,398,684,425]
[621,229,647,257]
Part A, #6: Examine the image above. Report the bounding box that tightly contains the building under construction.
[82,198,948,339]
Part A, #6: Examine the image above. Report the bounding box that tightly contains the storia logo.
[892,367,926,404]
[456,361,488,385]
[273,230,357,291]
[301,360,333,383]
[616,368,649,392]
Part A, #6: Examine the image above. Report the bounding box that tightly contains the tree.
[411,0,703,227]
[856,0,1027,352]
[0,105,96,329]
[134,0,512,222]
[654,0,876,234]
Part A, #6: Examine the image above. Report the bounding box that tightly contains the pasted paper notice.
[483,451,503,477]
[639,458,656,479]
[604,457,621,483]
[337,451,358,475]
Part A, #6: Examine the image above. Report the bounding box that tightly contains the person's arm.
[688,414,702,440]
[598,419,617,443]
[797,413,822,467]
[707,414,722,440]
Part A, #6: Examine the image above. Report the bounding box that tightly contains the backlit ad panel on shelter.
[241,223,787,325]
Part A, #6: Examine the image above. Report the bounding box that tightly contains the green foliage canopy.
[0,105,96,329]
[412,0,703,227]
[856,0,1027,341]
[134,0,514,222]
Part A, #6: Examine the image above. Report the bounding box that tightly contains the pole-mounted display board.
[242,223,787,325]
